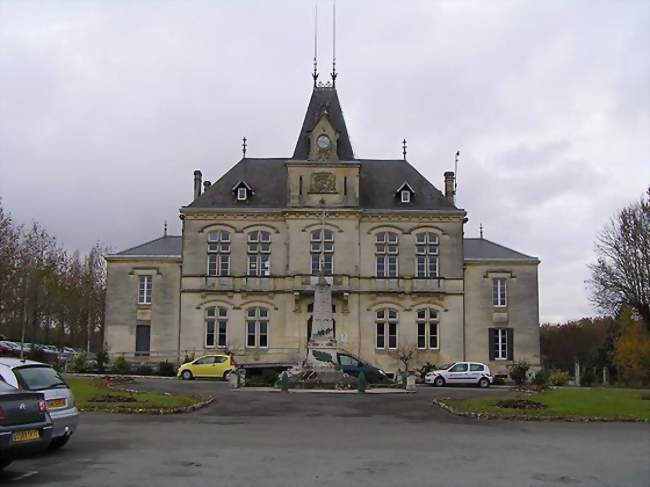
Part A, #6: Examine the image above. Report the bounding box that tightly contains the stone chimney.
[193,170,202,200]
[444,171,455,205]
[203,180,211,192]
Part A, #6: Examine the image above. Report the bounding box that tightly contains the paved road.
[2,378,649,487]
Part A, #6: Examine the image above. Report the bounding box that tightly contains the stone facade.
[105,83,540,375]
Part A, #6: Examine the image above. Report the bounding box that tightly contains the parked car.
[336,353,388,383]
[0,358,78,448]
[425,362,493,388]
[177,353,236,380]
[0,380,53,470]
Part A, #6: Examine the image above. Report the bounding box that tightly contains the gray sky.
[1,0,648,323]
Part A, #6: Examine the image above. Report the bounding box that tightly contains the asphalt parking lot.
[2,378,649,487]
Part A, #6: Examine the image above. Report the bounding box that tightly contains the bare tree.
[393,346,417,372]
[589,187,650,330]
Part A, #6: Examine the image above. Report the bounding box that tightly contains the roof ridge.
[467,237,537,259]
[114,234,180,255]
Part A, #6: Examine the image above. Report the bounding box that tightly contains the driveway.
[2,378,648,487]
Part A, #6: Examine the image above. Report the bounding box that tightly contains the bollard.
[406,373,416,392]
[280,371,289,392]
[357,371,367,393]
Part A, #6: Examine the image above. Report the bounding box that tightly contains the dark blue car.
[337,353,387,383]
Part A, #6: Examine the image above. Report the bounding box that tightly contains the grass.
[66,377,199,412]
[446,387,650,421]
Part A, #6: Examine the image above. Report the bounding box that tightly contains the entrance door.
[135,324,150,357]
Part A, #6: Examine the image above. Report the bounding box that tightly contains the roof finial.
[402,138,407,160]
[480,223,484,239]
[331,0,337,87]
[454,150,460,195]
[164,220,168,236]
[312,1,319,87]
[242,136,247,157]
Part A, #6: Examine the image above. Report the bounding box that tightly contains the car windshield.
[14,365,68,391]
[439,363,454,370]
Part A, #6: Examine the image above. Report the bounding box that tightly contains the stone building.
[104,78,541,375]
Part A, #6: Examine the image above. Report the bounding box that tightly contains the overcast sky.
[1,0,648,323]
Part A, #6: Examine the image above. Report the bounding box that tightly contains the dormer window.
[395,182,414,204]
[232,180,254,202]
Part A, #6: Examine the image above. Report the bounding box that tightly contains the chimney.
[444,171,455,205]
[193,170,202,200]
[203,180,211,192]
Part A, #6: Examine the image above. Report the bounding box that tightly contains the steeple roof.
[292,85,354,160]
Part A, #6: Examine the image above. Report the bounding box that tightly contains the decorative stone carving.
[309,172,337,194]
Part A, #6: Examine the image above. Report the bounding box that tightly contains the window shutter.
[488,328,495,361]
[507,328,514,361]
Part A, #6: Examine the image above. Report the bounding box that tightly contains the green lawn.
[66,377,199,412]
[446,388,650,420]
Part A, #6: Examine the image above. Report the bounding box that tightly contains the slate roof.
[186,157,457,211]
[112,235,182,257]
[463,238,538,262]
[292,86,354,160]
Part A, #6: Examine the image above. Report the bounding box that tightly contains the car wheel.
[0,457,12,470]
[49,435,70,450]
[182,370,193,380]
[434,376,445,387]
[478,377,490,388]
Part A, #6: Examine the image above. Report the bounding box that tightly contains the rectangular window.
[138,275,152,305]
[247,321,256,347]
[259,321,268,348]
[417,323,426,349]
[376,323,385,349]
[493,278,507,307]
[217,320,227,347]
[401,190,410,203]
[376,256,386,277]
[429,322,438,349]
[237,187,247,200]
[494,328,507,360]
[388,322,398,349]
[135,323,150,357]
[219,255,230,276]
[205,319,215,348]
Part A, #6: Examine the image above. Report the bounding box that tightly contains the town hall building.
[104,73,541,375]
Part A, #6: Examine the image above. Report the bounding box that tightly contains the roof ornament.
[402,139,407,160]
[312,1,319,87]
[454,150,460,195]
[242,136,247,157]
[164,220,168,236]
[480,223,484,239]
[331,0,337,87]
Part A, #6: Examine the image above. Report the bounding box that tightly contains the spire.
[402,139,407,160]
[480,224,484,239]
[164,220,168,236]
[242,136,247,157]
[331,0,337,87]
[312,1,319,87]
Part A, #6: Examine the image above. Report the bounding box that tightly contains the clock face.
[317,135,331,150]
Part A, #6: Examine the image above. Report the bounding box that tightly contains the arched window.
[205,306,228,348]
[416,308,439,349]
[207,230,230,277]
[415,232,439,278]
[375,232,399,277]
[310,229,334,275]
[246,307,269,348]
[375,308,398,349]
[247,231,271,276]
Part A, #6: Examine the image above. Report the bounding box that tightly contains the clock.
[317,135,331,150]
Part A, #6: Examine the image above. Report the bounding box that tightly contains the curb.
[234,387,415,394]
[431,399,650,423]
[79,396,216,415]
[67,373,178,380]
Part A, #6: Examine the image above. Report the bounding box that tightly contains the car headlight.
[378,369,386,375]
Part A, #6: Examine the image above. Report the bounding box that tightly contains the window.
[138,275,152,304]
[310,229,334,275]
[375,232,399,278]
[470,363,484,372]
[237,187,247,201]
[207,231,231,276]
[415,232,439,278]
[247,231,271,276]
[493,278,507,307]
[401,190,411,203]
[338,354,359,367]
[449,363,468,372]
[135,323,150,357]
[246,307,269,348]
[205,307,228,348]
[490,328,513,361]
[416,308,439,349]
[375,308,398,349]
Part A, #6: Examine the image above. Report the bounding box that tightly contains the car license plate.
[47,398,66,409]
[12,430,40,443]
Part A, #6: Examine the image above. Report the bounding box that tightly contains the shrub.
[182,352,195,365]
[95,349,109,373]
[135,364,153,376]
[68,353,89,373]
[548,370,570,386]
[111,356,131,375]
[581,368,596,387]
[417,362,437,378]
[532,369,549,386]
[158,360,176,377]
[508,361,530,385]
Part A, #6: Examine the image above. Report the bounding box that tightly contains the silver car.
[0,358,78,448]
[425,362,494,388]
